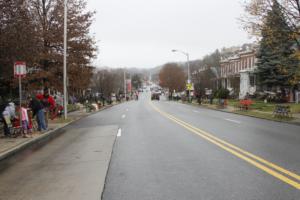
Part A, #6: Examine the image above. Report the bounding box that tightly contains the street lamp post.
[172,49,191,101]
[63,0,68,119]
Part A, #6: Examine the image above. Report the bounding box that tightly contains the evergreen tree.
[256,0,299,90]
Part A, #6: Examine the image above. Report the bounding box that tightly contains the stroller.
[4,111,35,137]
[12,118,22,137]
[2,116,22,138]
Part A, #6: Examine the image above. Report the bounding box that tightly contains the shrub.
[216,88,230,99]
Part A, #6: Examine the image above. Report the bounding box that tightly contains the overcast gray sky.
[87,0,254,69]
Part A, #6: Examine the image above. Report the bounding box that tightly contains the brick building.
[220,49,257,99]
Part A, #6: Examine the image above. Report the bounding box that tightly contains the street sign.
[186,83,193,91]
[14,61,26,77]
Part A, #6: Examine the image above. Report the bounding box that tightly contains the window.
[250,74,255,86]
[247,57,250,69]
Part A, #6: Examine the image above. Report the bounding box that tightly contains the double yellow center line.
[150,102,300,190]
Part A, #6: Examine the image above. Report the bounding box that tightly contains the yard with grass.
[227,99,300,113]
[188,98,300,123]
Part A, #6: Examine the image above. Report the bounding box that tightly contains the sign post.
[14,61,26,130]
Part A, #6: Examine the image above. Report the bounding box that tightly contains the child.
[21,104,32,138]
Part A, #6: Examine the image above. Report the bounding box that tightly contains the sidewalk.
[0,105,118,200]
[0,104,114,164]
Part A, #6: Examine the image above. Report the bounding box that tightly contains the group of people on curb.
[1,89,57,138]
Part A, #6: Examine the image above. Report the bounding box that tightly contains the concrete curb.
[177,101,300,126]
[0,104,116,170]
[100,128,118,200]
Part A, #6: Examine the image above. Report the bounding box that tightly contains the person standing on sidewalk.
[29,97,47,132]
[44,92,56,121]
[1,102,16,137]
[37,90,56,126]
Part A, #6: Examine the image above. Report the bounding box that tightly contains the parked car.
[151,92,160,100]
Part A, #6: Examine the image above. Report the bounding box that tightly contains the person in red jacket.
[36,89,57,124]
[36,91,56,110]
[45,94,56,111]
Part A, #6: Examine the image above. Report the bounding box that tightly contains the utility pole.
[124,69,127,100]
[19,76,22,128]
[63,0,68,119]
[187,53,190,84]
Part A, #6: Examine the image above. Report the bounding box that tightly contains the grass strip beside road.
[150,102,300,190]
[233,110,294,122]
[227,99,300,113]
[183,100,298,123]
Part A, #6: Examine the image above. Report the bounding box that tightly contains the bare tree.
[27,0,97,91]
[193,69,215,97]
[0,0,38,96]
[131,74,142,90]
[0,0,97,98]
[92,69,125,98]
[159,63,186,94]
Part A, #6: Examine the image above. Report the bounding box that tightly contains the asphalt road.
[0,92,299,200]
[103,92,300,200]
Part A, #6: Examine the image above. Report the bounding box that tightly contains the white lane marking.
[126,108,129,112]
[122,114,126,119]
[225,118,241,124]
[117,128,122,137]
[193,110,200,113]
